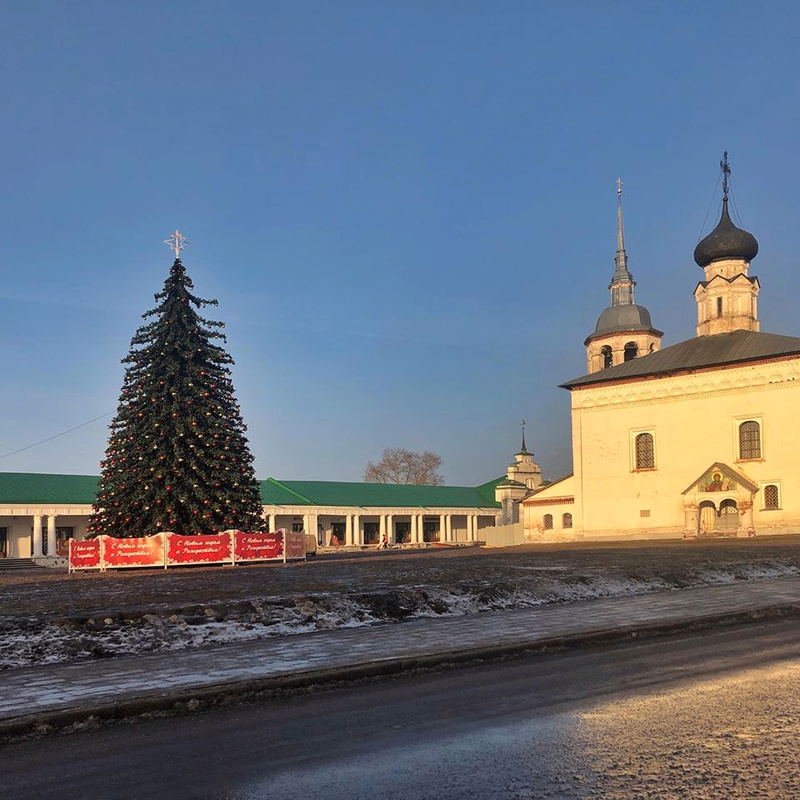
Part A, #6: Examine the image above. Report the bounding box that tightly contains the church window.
[543,514,553,531]
[739,421,761,460]
[562,512,573,529]
[717,297,723,317]
[634,432,655,470]
[624,342,638,361]
[763,484,780,510]
[601,346,612,369]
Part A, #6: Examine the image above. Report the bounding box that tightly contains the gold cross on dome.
[720,151,731,200]
[164,230,188,258]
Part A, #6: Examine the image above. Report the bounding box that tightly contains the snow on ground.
[2,550,799,670]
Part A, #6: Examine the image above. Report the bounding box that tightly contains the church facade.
[520,160,800,541]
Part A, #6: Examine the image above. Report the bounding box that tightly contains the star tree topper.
[164,230,188,258]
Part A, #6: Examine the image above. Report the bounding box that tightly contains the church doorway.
[699,501,717,535]
[717,499,739,534]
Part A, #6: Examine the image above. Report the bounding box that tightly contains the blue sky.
[2,1,800,486]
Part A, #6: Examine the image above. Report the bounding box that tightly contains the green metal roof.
[0,473,100,504]
[263,479,501,509]
[0,472,500,509]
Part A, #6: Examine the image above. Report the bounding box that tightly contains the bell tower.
[693,153,760,337]
[584,180,663,373]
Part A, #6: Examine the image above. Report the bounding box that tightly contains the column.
[467,515,475,541]
[353,514,361,546]
[379,515,386,543]
[439,514,446,543]
[739,500,755,538]
[417,514,425,544]
[32,513,43,558]
[345,514,353,546]
[386,514,393,543]
[683,505,698,539]
[308,513,319,544]
[268,513,276,533]
[47,514,57,557]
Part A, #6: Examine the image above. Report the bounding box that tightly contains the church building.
[519,155,800,540]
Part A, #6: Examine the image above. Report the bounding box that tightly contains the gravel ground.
[2,537,800,670]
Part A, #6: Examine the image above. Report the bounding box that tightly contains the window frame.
[561,512,573,529]
[760,482,781,511]
[543,514,553,531]
[735,416,763,462]
[630,428,657,472]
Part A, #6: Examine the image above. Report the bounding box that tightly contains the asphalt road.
[4,619,800,799]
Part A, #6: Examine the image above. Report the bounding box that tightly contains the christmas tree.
[89,232,265,537]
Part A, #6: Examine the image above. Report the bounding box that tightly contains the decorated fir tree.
[89,232,265,537]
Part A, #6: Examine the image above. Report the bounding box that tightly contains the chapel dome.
[592,304,655,336]
[693,201,758,267]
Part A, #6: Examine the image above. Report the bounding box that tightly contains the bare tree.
[364,448,444,486]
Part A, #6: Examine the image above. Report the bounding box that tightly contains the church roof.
[562,329,800,389]
[693,199,759,267]
[587,304,663,342]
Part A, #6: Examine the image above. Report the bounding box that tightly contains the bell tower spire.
[583,179,663,373]
[609,178,635,307]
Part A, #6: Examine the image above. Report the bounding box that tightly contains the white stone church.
[499,158,800,541]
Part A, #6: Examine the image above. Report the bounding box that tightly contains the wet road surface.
[4,619,800,799]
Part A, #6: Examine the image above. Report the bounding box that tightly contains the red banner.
[234,530,283,562]
[102,534,165,568]
[285,530,307,561]
[166,533,232,566]
[68,539,101,571]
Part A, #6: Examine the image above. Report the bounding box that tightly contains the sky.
[2,1,800,487]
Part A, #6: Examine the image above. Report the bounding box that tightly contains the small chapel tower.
[495,422,542,525]
[693,152,760,337]
[584,180,663,373]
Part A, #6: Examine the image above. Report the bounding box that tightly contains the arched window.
[601,346,612,369]
[562,512,573,529]
[739,421,761,460]
[717,297,723,318]
[543,514,553,531]
[764,484,779,510]
[624,342,638,362]
[649,343,655,353]
[635,432,655,470]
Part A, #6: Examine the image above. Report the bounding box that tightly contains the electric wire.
[0,412,113,461]
[696,169,722,243]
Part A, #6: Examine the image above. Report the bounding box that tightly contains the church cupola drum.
[694,152,761,337]
[584,180,663,374]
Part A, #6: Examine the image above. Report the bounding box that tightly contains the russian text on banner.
[102,533,166,569]
[166,533,233,566]
[234,530,284,562]
[68,538,102,572]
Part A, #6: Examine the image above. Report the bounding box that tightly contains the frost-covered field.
[3,539,800,670]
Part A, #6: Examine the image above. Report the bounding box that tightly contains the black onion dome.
[694,200,758,267]
[592,304,655,336]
